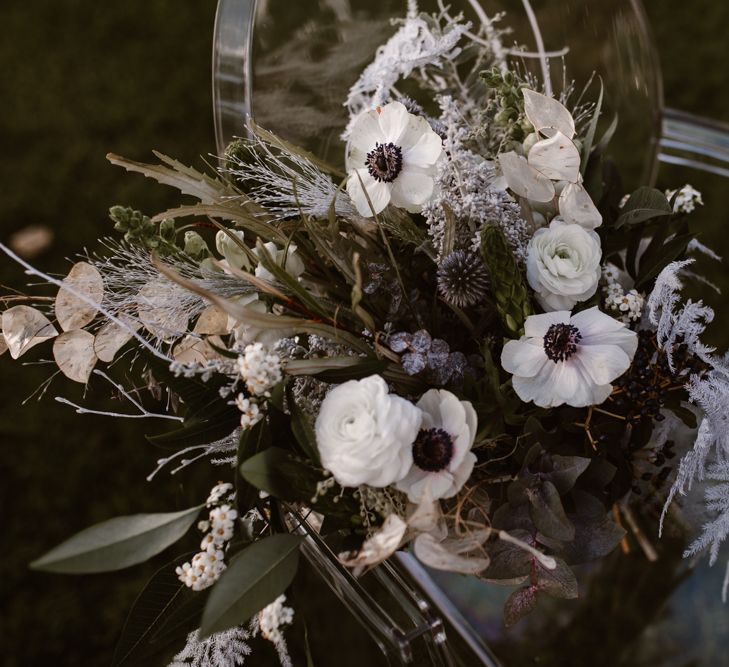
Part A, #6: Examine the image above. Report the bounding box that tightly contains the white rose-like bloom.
[346,101,443,217]
[315,375,421,488]
[501,307,638,408]
[395,389,478,503]
[526,219,602,311]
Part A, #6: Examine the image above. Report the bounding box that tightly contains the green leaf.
[635,231,695,289]
[545,455,591,495]
[580,78,603,175]
[147,404,242,449]
[527,481,574,542]
[240,448,360,522]
[236,420,272,515]
[30,506,202,574]
[286,385,320,464]
[615,187,672,228]
[199,534,304,638]
[285,356,388,382]
[112,553,196,666]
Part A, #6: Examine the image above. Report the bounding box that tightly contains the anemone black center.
[412,428,454,472]
[366,142,403,183]
[543,323,582,363]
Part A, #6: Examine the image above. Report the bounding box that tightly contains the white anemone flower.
[501,307,638,408]
[396,389,478,503]
[346,101,444,217]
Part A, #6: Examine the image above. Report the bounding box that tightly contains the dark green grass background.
[1,1,728,665]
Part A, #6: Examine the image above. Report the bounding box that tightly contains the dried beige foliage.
[53,330,97,383]
[137,281,189,342]
[55,262,105,332]
[2,305,58,359]
[172,335,224,365]
[193,305,230,335]
[93,315,140,363]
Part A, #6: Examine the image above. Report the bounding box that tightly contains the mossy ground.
[1,1,727,665]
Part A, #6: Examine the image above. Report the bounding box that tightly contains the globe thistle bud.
[437,250,489,308]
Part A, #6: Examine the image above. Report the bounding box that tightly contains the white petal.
[339,514,407,572]
[349,108,384,155]
[501,339,549,377]
[575,344,631,385]
[0,333,7,357]
[389,168,434,212]
[499,152,555,202]
[528,132,581,182]
[513,365,564,407]
[534,290,581,312]
[416,389,445,426]
[2,305,58,359]
[346,169,391,217]
[571,307,639,357]
[55,262,104,332]
[377,101,409,144]
[53,330,97,384]
[559,182,602,229]
[450,452,477,494]
[401,125,443,166]
[522,89,576,139]
[551,361,594,407]
[414,533,490,574]
[523,311,571,338]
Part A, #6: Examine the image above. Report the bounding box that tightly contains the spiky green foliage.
[480,224,533,337]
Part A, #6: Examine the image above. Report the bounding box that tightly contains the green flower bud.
[183,231,209,260]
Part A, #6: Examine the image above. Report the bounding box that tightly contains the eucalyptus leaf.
[504,586,538,627]
[199,533,304,638]
[536,556,578,599]
[31,506,203,574]
[527,481,574,542]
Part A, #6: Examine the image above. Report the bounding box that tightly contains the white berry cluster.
[666,184,703,214]
[256,594,294,645]
[176,490,238,591]
[237,343,283,397]
[602,264,644,324]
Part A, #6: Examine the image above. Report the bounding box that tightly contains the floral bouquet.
[2,1,727,664]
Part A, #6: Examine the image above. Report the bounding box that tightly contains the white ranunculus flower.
[315,375,421,488]
[346,101,443,217]
[526,219,602,311]
[395,389,477,503]
[254,242,305,282]
[501,307,638,408]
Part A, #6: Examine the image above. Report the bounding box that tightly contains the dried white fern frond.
[169,627,252,667]
[647,260,716,371]
[683,464,729,567]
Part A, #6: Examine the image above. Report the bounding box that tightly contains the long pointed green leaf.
[199,534,304,638]
[112,552,196,666]
[30,506,203,573]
